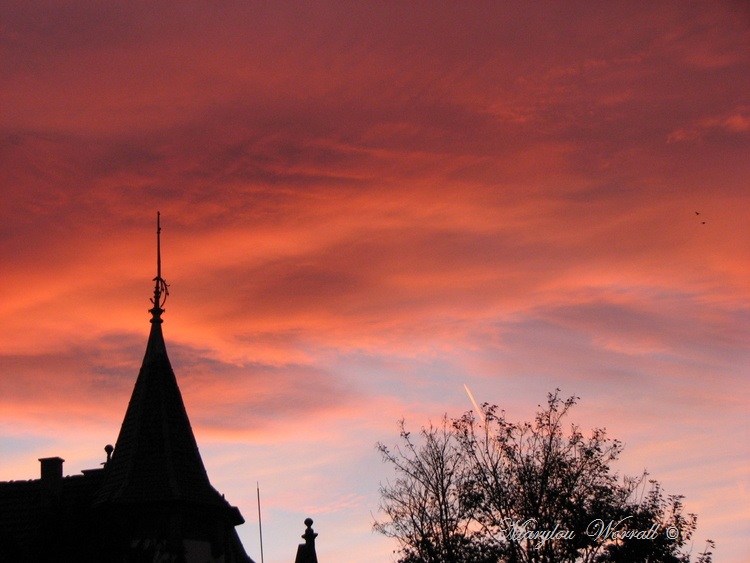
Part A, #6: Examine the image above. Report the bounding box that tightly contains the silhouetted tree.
[375,391,713,563]
[374,417,496,563]
[598,477,715,563]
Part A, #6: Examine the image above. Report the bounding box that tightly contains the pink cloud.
[1,2,749,560]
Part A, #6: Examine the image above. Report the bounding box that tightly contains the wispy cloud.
[1,2,749,561]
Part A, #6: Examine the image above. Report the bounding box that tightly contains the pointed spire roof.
[96,215,235,513]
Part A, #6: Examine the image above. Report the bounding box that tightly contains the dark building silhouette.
[0,219,254,562]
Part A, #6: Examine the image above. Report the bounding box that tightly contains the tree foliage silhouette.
[374,416,495,563]
[375,391,713,563]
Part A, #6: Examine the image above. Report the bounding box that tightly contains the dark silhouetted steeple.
[95,303,229,508]
[0,214,252,562]
[96,213,226,508]
[94,214,252,562]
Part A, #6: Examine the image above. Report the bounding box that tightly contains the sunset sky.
[1,2,748,561]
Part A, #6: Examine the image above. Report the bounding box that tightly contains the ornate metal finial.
[150,212,169,322]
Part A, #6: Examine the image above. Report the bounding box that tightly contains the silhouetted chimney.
[294,518,319,563]
[39,457,64,481]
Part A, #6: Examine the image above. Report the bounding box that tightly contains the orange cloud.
[2,2,749,560]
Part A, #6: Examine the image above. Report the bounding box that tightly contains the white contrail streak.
[464,384,501,449]
[464,383,485,423]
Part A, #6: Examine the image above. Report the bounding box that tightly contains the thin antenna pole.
[257,482,265,563]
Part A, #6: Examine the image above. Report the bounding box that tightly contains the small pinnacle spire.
[295,518,319,563]
[150,212,169,323]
